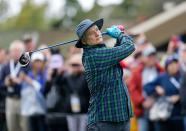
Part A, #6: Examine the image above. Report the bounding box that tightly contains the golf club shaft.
[29,32,108,54]
[29,31,137,54]
[30,39,78,54]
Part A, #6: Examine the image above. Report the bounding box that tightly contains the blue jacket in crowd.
[144,72,182,119]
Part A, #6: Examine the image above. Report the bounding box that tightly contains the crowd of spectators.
[0,32,186,131]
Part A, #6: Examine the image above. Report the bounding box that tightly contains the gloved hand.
[106,25,122,38]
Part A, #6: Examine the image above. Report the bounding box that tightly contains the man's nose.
[95,31,100,36]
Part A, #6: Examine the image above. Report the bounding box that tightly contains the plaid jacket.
[82,34,135,125]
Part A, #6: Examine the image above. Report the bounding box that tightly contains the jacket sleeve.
[180,72,186,108]
[0,64,9,88]
[92,34,135,69]
[144,76,161,96]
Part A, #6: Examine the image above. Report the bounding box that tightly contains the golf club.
[19,31,113,67]
[19,30,138,67]
[19,39,78,67]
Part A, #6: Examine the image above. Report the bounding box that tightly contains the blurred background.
[0,0,185,55]
[0,0,186,131]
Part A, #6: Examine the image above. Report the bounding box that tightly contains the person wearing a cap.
[75,18,135,130]
[57,54,90,131]
[20,52,47,131]
[0,40,30,131]
[128,46,164,131]
[22,34,37,53]
[144,55,183,131]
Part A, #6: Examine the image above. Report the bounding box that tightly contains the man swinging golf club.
[75,18,135,131]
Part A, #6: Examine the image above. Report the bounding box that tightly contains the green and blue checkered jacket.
[82,34,135,125]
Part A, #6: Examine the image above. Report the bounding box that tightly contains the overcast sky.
[1,0,123,20]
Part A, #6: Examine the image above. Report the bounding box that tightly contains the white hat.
[143,46,156,56]
[31,52,45,62]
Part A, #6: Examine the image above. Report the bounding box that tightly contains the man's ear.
[81,35,87,45]
[81,39,86,45]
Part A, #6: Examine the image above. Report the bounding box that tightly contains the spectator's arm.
[144,76,161,96]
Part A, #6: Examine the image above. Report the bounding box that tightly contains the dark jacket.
[46,72,90,114]
[55,72,90,114]
[180,72,186,115]
[0,64,6,113]
[0,61,29,98]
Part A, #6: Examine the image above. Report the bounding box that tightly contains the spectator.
[55,53,90,131]
[180,62,186,131]
[179,41,186,131]
[38,44,52,62]
[0,48,6,66]
[167,35,183,55]
[45,48,68,131]
[179,45,186,73]
[135,33,154,53]
[1,40,28,131]
[145,55,183,131]
[48,48,64,71]
[0,48,7,131]
[20,52,47,131]
[129,46,164,131]
[23,34,37,53]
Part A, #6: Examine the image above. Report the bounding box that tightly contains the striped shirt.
[82,34,135,125]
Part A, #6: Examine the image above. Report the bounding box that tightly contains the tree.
[14,0,47,29]
[0,0,8,21]
[50,0,82,29]
[0,0,47,30]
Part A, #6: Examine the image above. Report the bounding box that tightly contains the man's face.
[82,25,103,45]
[25,40,36,52]
[146,54,157,67]
[167,61,179,75]
[32,60,45,71]
[70,63,83,75]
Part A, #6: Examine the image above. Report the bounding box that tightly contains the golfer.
[75,18,135,131]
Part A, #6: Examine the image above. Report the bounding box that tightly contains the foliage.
[0,0,183,30]
[0,0,8,20]
[0,0,47,30]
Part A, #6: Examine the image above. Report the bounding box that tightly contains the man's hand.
[5,76,11,86]
[106,25,122,38]
[143,96,155,109]
[155,86,165,96]
[19,72,33,85]
[9,76,21,84]
[5,75,21,86]
[168,95,180,104]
